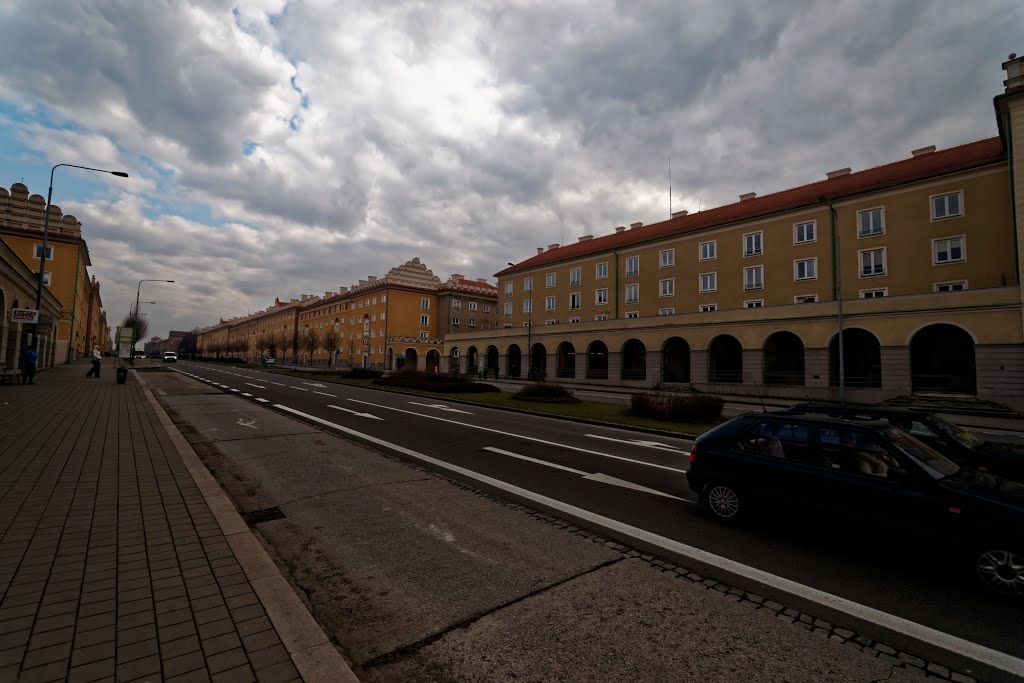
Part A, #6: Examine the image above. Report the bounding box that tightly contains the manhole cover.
[243,507,286,525]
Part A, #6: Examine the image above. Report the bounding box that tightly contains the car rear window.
[883,427,960,479]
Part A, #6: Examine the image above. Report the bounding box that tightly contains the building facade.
[0,236,64,371]
[444,54,1024,409]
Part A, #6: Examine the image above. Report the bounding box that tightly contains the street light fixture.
[509,262,534,379]
[33,163,129,351]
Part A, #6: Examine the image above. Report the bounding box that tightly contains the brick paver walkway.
[0,364,303,682]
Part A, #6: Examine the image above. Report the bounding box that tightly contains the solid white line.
[581,473,686,501]
[269,403,1023,678]
[484,447,586,475]
[314,391,337,397]
[347,399,686,473]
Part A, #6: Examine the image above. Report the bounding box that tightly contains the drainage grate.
[242,506,286,525]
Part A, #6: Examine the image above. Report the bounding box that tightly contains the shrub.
[342,367,384,379]
[374,371,500,393]
[630,391,723,421]
[512,383,581,404]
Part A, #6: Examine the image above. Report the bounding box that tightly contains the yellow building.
[0,182,110,362]
[445,53,1024,409]
[0,235,63,371]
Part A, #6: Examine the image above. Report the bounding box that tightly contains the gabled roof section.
[439,276,498,296]
[500,137,1005,275]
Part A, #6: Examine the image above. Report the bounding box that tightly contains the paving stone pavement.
[0,364,305,682]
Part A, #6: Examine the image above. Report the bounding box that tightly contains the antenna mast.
[668,156,672,217]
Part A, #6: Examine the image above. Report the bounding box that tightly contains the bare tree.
[321,328,341,367]
[120,311,150,347]
[299,328,321,365]
[265,332,280,360]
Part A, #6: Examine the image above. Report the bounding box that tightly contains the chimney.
[368,275,377,282]
[578,235,594,242]
[911,146,936,158]
[548,243,559,251]
[826,167,851,179]
[537,247,544,255]
[337,287,348,294]
[451,274,464,281]
[630,222,643,229]
[671,210,688,218]
[1004,53,1024,92]
[615,226,626,233]
[476,277,487,283]
[739,192,756,201]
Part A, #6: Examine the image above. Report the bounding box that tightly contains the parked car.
[133,352,145,359]
[686,413,1024,596]
[782,403,1024,483]
[163,352,178,363]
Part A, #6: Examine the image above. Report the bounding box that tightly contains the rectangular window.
[421,298,430,309]
[860,248,886,277]
[372,296,377,305]
[523,300,532,314]
[452,299,462,309]
[596,288,609,305]
[595,314,608,321]
[794,221,816,244]
[794,257,817,281]
[860,288,887,298]
[743,231,763,257]
[381,312,386,320]
[420,314,429,326]
[931,191,962,220]
[858,208,885,237]
[505,281,513,296]
[37,271,52,287]
[700,272,717,293]
[570,292,581,309]
[795,294,818,304]
[744,265,763,290]
[570,267,581,285]
[523,276,533,292]
[934,280,967,292]
[659,249,675,268]
[544,320,557,325]
[483,304,490,312]
[545,296,556,310]
[744,299,763,308]
[546,273,556,288]
[699,304,717,312]
[469,319,476,327]
[420,331,429,339]
[452,317,460,326]
[468,301,477,311]
[504,303,513,318]
[625,283,639,304]
[596,262,608,279]
[658,308,675,316]
[371,313,377,321]
[382,295,387,303]
[659,278,675,297]
[625,311,639,319]
[626,255,640,276]
[569,317,581,323]
[699,240,716,261]
[33,244,53,260]
[933,236,965,264]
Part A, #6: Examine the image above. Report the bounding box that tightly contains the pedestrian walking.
[86,346,102,378]
[21,345,38,384]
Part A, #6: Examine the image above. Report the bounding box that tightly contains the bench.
[0,362,17,385]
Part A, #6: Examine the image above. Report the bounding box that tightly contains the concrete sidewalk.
[0,362,354,682]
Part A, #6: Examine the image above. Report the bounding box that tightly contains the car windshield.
[928,416,982,449]
[883,427,960,479]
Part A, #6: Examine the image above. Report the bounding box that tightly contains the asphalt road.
[171,361,1024,665]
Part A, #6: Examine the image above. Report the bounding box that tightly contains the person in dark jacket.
[21,345,38,384]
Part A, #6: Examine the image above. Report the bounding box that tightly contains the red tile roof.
[500,137,1005,275]
[441,276,498,294]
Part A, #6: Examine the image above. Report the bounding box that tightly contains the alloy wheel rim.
[976,549,1024,596]
[708,485,740,519]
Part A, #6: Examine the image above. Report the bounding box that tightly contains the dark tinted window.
[817,427,900,478]
[883,427,960,479]
[732,421,813,463]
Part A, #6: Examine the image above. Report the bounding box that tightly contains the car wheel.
[703,482,744,523]
[972,546,1024,598]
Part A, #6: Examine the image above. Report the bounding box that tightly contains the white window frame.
[545,273,556,288]
[469,319,476,327]
[699,304,717,312]
[625,255,640,277]
[793,221,816,245]
[934,280,968,292]
[625,311,639,319]
[483,304,490,313]
[523,276,533,292]
[699,240,717,261]
[595,314,608,321]
[37,271,52,287]
[794,294,818,304]
[596,262,609,279]
[523,300,532,314]
[859,288,888,299]
[743,265,764,291]
[930,190,963,221]
[569,292,581,310]
[857,207,885,237]
[33,244,54,260]
[420,314,429,326]
[569,317,581,323]
[658,308,675,316]
[625,283,639,305]
[544,319,557,325]
[420,298,430,309]
[743,230,763,257]
[659,248,675,268]
[468,301,477,311]
[595,288,609,305]
[504,303,513,318]
[932,235,966,265]
[419,331,429,339]
[452,317,460,326]
[545,295,556,311]
[744,299,764,309]
[659,278,675,297]
[570,267,582,286]
[794,257,817,281]
[699,272,717,293]
[505,281,513,296]
[452,299,462,309]
[859,247,887,277]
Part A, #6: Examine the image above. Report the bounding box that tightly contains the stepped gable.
[500,137,1005,274]
[1,182,83,238]
[379,257,443,291]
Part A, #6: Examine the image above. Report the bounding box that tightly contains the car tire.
[970,545,1024,598]
[703,481,745,523]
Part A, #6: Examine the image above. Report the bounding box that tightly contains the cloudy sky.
[0,0,1019,340]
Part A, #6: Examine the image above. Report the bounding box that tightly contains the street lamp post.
[33,163,128,351]
[132,280,174,358]
[508,263,533,380]
[821,196,845,405]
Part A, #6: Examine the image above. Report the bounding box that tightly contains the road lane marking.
[236,418,258,429]
[255,398,269,403]
[347,399,685,473]
[326,405,382,420]
[245,383,265,389]
[409,401,472,414]
[484,447,585,474]
[270,382,286,386]
[304,382,327,388]
[241,393,253,397]
[266,403,1024,679]
[586,434,689,452]
[314,391,338,397]
[230,389,240,392]
[291,387,309,392]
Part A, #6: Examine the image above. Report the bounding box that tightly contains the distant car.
[134,352,145,359]
[782,403,1024,483]
[163,352,178,363]
[686,412,1024,597]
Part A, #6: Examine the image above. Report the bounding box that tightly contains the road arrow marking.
[585,434,689,452]
[245,383,265,389]
[582,472,684,500]
[484,447,585,475]
[408,401,472,414]
[236,418,258,429]
[327,405,382,420]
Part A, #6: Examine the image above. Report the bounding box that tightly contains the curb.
[135,371,360,683]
